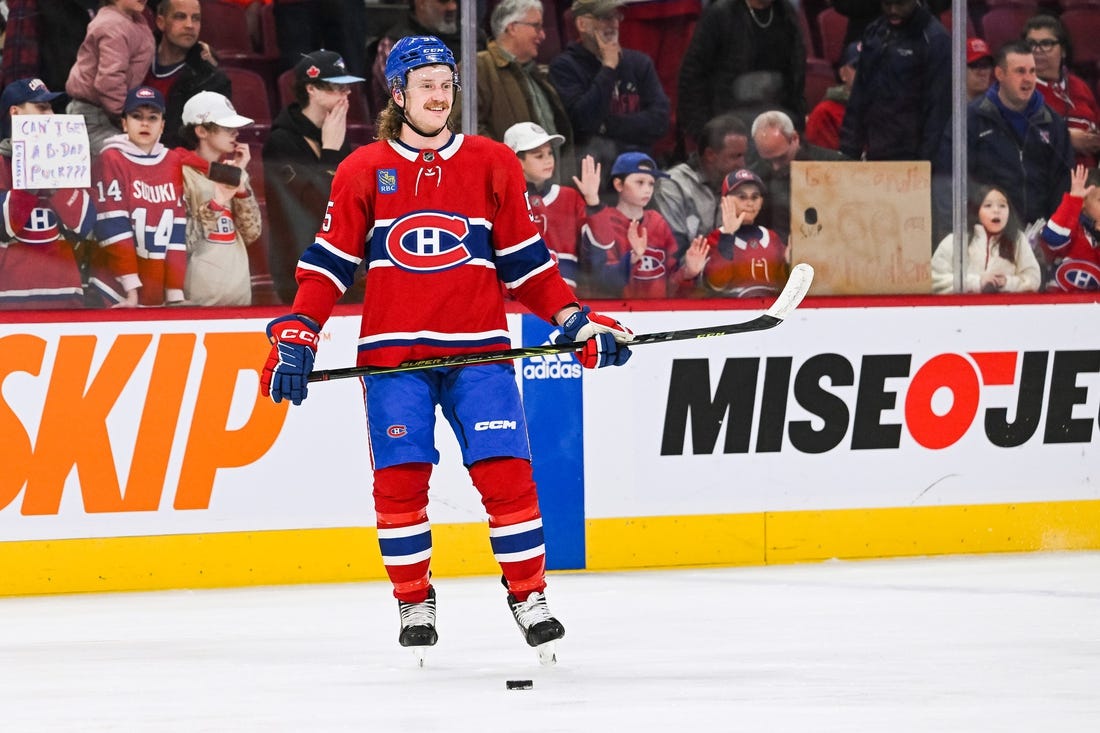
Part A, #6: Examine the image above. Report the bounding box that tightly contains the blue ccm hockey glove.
[555,306,634,369]
[261,314,320,405]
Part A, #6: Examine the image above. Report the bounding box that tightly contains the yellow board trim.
[4,500,1099,596]
[586,499,1100,570]
[0,523,500,597]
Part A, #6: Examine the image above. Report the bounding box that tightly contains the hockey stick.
[307,262,814,382]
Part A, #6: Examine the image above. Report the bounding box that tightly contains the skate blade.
[412,647,427,668]
[536,641,557,666]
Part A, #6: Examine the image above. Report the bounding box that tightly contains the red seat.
[939,10,977,37]
[1061,9,1100,68]
[815,7,847,67]
[221,66,272,145]
[798,6,820,60]
[199,0,268,63]
[978,7,1036,56]
[804,57,836,111]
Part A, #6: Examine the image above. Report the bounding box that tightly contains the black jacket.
[966,90,1073,226]
[162,43,232,149]
[839,5,950,164]
[677,0,806,144]
[262,104,352,304]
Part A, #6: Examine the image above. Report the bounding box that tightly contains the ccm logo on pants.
[475,420,518,431]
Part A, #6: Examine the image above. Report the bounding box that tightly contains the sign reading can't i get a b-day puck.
[10,114,92,190]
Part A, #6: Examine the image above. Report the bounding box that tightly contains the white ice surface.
[2,552,1098,732]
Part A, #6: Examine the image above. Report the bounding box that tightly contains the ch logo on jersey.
[378,169,397,194]
[387,425,408,437]
[385,211,473,271]
[1054,259,1100,291]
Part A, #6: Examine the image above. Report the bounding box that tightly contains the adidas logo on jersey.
[522,334,582,380]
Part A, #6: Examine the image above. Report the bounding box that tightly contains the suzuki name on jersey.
[131,180,178,204]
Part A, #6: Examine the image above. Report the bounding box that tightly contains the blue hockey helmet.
[385,36,459,91]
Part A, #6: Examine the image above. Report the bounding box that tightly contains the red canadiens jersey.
[0,155,95,309]
[527,183,584,290]
[292,134,576,367]
[1041,193,1100,291]
[583,206,679,298]
[702,224,790,297]
[92,143,187,305]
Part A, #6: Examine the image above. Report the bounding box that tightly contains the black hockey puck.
[506,679,533,690]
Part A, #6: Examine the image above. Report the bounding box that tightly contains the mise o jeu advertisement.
[2,302,1099,548]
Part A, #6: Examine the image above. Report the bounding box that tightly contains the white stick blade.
[765,262,814,321]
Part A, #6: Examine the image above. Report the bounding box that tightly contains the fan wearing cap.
[806,42,860,152]
[88,85,190,307]
[178,90,260,306]
[679,168,789,298]
[263,50,365,304]
[0,78,97,310]
[504,122,602,291]
[260,36,634,659]
[965,37,994,103]
[582,151,682,298]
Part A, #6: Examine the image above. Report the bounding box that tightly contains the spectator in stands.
[263,49,362,305]
[678,167,789,298]
[1022,14,1100,169]
[931,183,1040,294]
[90,86,189,307]
[839,0,950,165]
[179,91,261,305]
[832,0,948,49]
[0,78,96,309]
[1,0,96,94]
[477,0,574,181]
[272,0,368,79]
[369,0,486,116]
[677,0,806,150]
[806,41,860,151]
[549,0,669,201]
[64,0,155,153]
[1041,164,1100,292]
[962,40,1073,230]
[750,109,845,242]
[145,0,232,150]
[504,121,601,292]
[966,37,994,103]
[653,112,748,260]
[582,151,683,298]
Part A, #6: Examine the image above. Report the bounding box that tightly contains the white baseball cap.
[503,122,565,153]
[181,91,253,128]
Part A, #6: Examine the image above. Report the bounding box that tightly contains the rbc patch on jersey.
[378,169,398,194]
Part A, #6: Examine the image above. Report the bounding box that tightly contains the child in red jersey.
[503,121,602,293]
[582,151,683,298]
[679,167,790,298]
[90,86,187,306]
[1041,164,1100,292]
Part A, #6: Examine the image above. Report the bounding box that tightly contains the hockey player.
[0,78,96,309]
[90,86,187,306]
[259,36,634,664]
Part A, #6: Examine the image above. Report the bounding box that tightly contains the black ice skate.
[398,586,437,666]
[506,590,565,665]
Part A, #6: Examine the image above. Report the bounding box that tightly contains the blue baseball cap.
[295,50,366,85]
[722,168,765,195]
[2,78,64,137]
[123,86,166,114]
[610,151,669,179]
[841,42,861,69]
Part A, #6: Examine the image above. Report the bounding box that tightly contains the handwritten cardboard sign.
[10,115,92,190]
[789,160,932,295]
